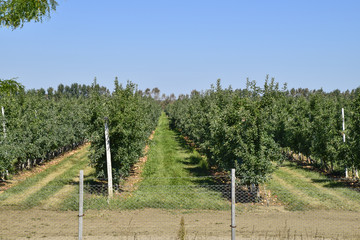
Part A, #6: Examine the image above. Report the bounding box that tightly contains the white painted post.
[342,108,349,178]
[1,106,8,178]
[78,170,84,240]
[342,108,346,142]
[1,106,6,138]
[231,168,236,240]
[104,117,113,199]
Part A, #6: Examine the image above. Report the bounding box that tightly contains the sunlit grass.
[62,113,230,211]
[266,161,360,211]
[0,145,89,205]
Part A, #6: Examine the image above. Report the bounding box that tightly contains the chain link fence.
[1,172,360,239]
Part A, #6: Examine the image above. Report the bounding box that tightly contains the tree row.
[0,79,162,182]
[166,77,360,184]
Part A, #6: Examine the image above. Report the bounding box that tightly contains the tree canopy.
[0,78,24,96]
[0,0,57,29]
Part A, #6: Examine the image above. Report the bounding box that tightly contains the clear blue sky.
[1,0,359,95]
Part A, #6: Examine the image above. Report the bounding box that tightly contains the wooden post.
[104,117,113,199]
[78,170,84,240]
[231,168,236,240]
[342,108,349,178]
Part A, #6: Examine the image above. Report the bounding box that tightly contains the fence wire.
[1,175,360,239]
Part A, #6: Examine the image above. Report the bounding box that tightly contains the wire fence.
[1,172,360,239]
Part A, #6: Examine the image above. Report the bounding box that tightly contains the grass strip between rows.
[20,149,90,209]
[0,145,89,207]
[267,161,360,211]
[285,163,360,204]
[266,175,308,211]
[62,113,230,211]
[123,114,230,210]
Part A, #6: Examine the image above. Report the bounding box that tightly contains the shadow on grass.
[311,178,353,189]
[78,127,263,208]
[78,171,122,196]
[182,156,210,178]
[172,129,262,203]
[173,130,197,153]
[281,160,360,193]
[172,130,215,182]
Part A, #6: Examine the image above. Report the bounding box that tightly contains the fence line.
[1,170,360,239]
[78,169,84,240]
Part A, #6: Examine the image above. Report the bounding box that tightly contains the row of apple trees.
[270,83,360,177]
[166,79,284,185]
[87,79,161,182]
[0,79,161,182]
[166,77,360,184]
[0,82,91,178]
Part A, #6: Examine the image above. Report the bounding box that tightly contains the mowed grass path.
[85,113,230,210]
[0,144,91,209]
[142,112,209,181]
[128,113,228,209]
[267,161,360,211]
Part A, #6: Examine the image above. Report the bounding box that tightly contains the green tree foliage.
[348,91,360,171]
[267,86,360,175]
[166,79,283,185]
[0,78,24,95]
[88,79,161,182]
[308,93,342,171]
[0,0,57,29]
[271,88,357,174]
[0,78,161,182]
[167,78,360,181]
[0,82,89,177]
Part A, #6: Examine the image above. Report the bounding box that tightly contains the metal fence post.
[79,170,84,240]
[231,168,236,240]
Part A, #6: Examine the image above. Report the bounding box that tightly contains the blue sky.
[1,0,359,95]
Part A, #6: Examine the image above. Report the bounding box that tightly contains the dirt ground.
[1,207,359,240]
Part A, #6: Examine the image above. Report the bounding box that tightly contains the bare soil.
[1,208,359,239]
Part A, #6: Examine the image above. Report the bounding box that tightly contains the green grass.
[266,177,308,211]
[141,113,210,182]
[20,149,89,208]
[4,113,359,213]
[0,145,90,209]
[266,161,360,211]
[286,163,360,202]
[75,113,230,210]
